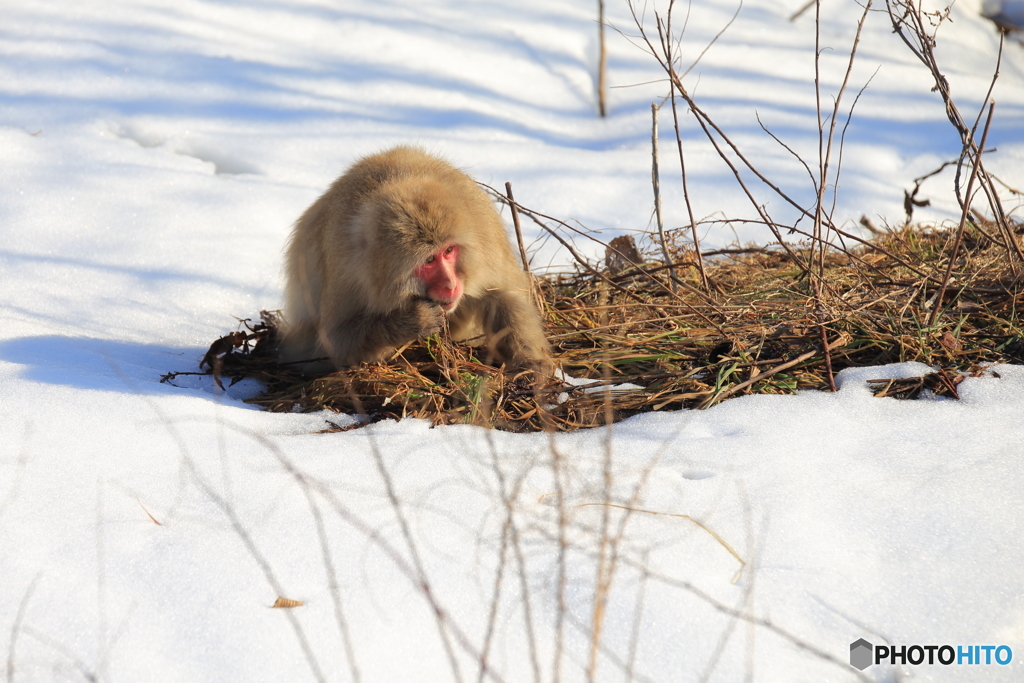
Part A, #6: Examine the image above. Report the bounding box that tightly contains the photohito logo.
[849,639,1013,670]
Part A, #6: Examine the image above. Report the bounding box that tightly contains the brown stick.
[504,182,531,272]
[817,318,836,391]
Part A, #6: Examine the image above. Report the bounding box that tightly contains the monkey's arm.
[479,289,552,372]
[324,298,445,366]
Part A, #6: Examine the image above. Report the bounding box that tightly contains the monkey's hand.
[324,299,447,367]
[410,298,447,339]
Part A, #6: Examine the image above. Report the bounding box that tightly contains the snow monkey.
[279,146,551,374]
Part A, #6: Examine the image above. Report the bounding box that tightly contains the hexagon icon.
[850,638,873,670]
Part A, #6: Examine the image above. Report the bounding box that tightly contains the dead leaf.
[605,235,642,275]
[272,597,304,609]
[939,331,962,351]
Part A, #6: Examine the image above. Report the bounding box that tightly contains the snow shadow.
[0,4,638,150]
[0,334,215,397]
[5,0,1019,162]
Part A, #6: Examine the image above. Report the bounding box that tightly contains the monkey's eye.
[444,245,455,255]
[424,255,435,264]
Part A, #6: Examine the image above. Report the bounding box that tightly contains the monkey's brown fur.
[280,146,551,372]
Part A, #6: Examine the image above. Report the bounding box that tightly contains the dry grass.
[165,217,1023,432]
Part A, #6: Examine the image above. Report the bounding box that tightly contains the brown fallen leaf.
[939,330,962,351]
[272,597,304,609]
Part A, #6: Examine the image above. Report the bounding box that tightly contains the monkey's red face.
[414,243,463,312]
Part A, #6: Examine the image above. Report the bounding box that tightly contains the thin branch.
[756,112,818,192]
[631,2,810,270]
[598,0,608,117]
[481,182,732,335]
[505,182,531,272]
[928,101,996,326]
[789,0,816,21]
[651,103,678,290]
[617,559,873,682]
[678,0,743,81]
[549,436,569,683]
[305,489,362,683]
[8,573,42,683]
[661,10,711,292]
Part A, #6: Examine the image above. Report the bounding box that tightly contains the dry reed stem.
[576,503,745,575]
[597,0,607,117]
[651,103,677,291]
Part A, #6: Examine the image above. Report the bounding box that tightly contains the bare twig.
[598,0,608,117]
[22,627,98,682]
[678,0,744,82]
[505,182,531,272]
[587,382,616,681]
[811,0,873,391]
[549,436,569,683]
[663,16,711,292]
[638,4,809,271]
[886,0,1023,268]
[480,433,541,683]
[625,550,649,681]
[928,101,996,326]
[8,573,41,683]
[651,103,677,290]
[789,0,816,22]
[620,558,873,682]
[304,489,362,683]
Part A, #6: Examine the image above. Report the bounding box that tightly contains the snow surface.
[1,0,1023,681]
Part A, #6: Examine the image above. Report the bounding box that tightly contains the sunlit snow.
[1,1,1022,681]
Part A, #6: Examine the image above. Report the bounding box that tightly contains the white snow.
[1,0,1022,681]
